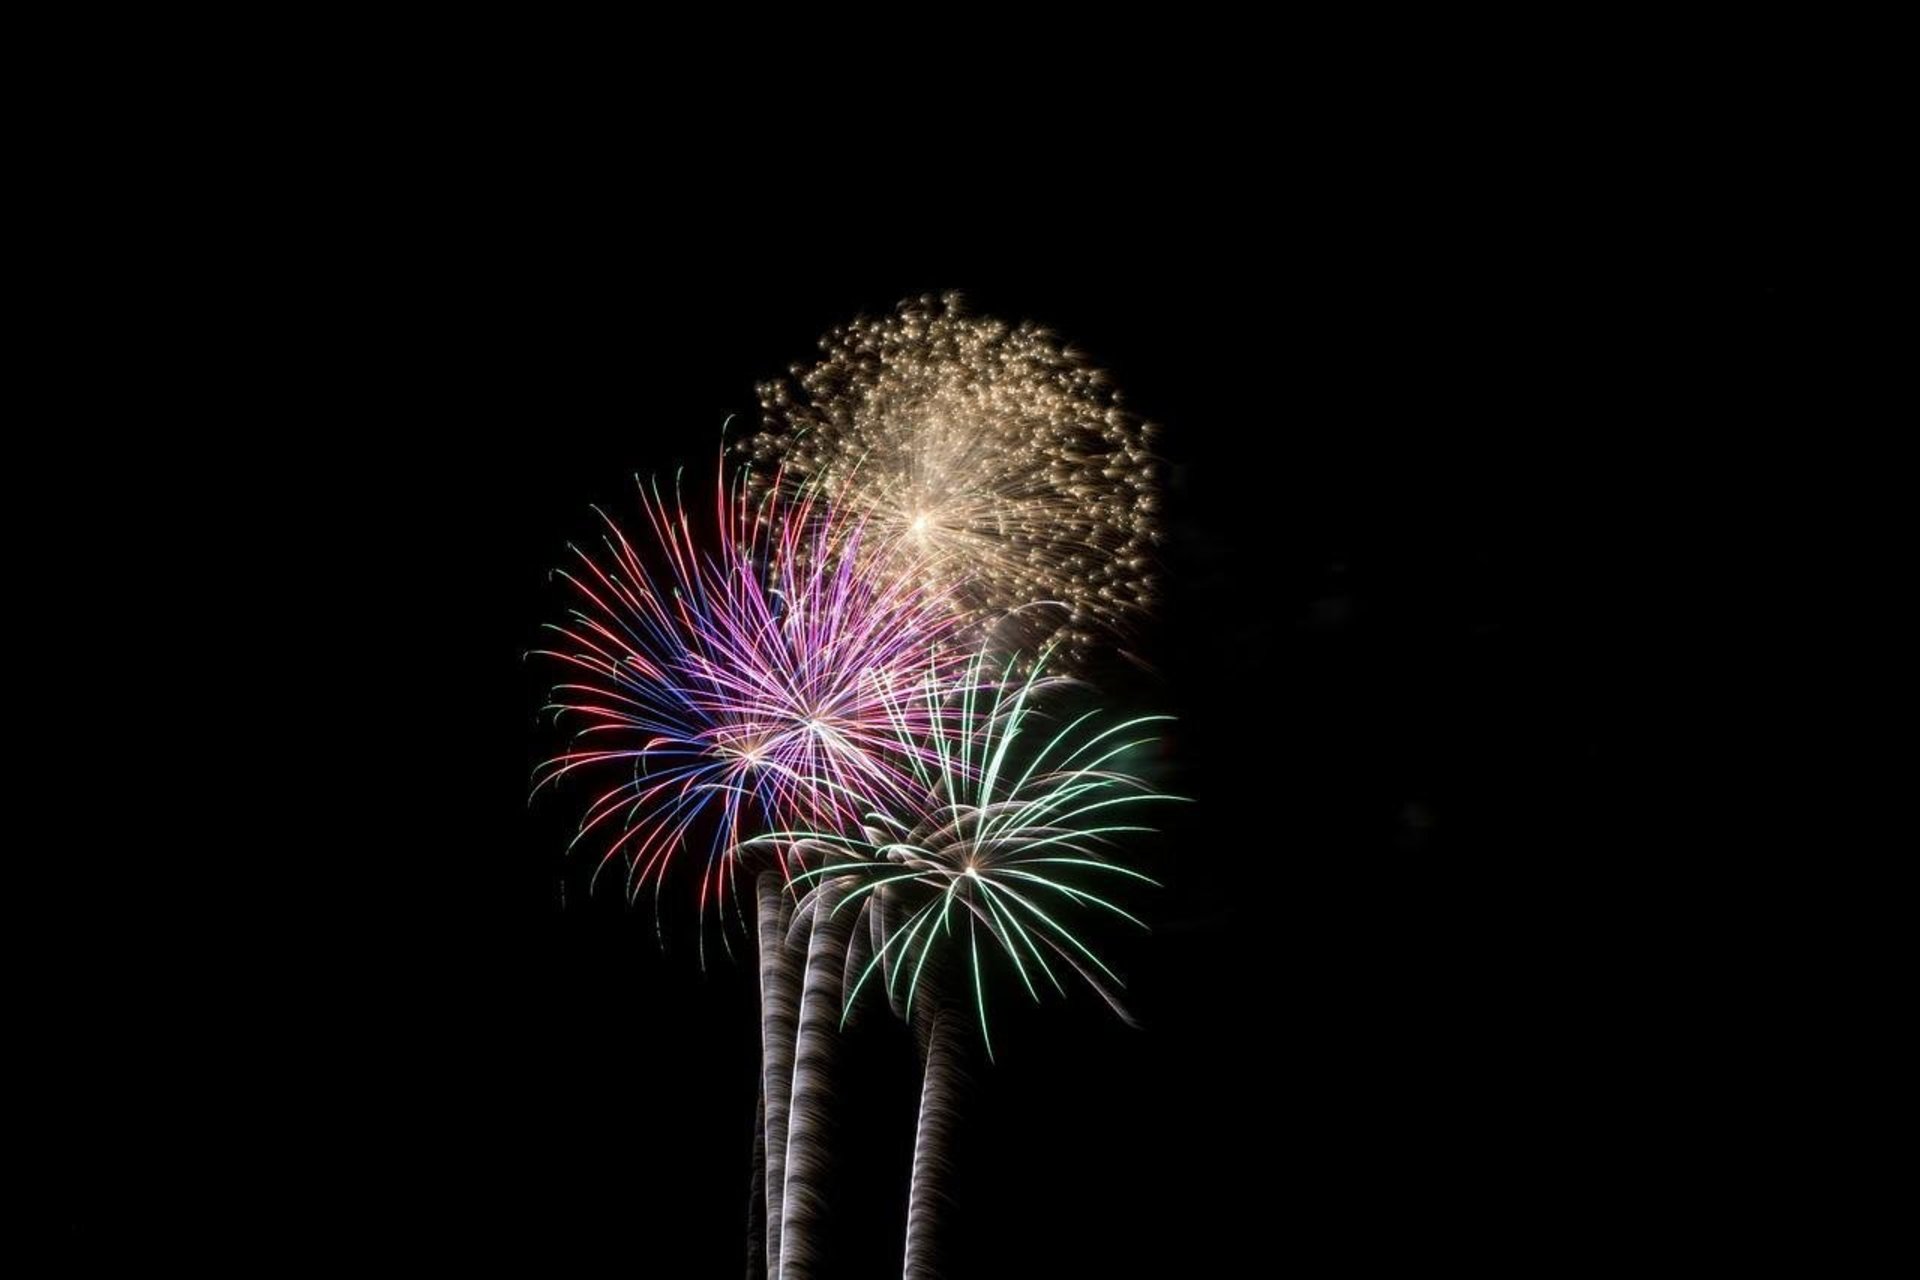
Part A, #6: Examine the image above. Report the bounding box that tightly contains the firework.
[765,650,1174,1052]
[531,468,970,938]
[531,466,978,1278]
[735,292,1161,668]
[750,651,1177,1279]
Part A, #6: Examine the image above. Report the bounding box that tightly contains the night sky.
[50,187,1801,1271]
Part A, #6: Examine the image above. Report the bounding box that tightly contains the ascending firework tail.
[904,1000,966,1280]
[757,873,799,1276]
[777,880,851,1280]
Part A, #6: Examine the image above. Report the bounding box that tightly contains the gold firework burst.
[735,292,1161,668]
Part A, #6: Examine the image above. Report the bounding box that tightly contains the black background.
[53,183,1803,1272]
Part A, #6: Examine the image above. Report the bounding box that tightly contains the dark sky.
[51,181,1804,1272]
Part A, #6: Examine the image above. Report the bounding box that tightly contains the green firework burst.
[749,650,1182,1059]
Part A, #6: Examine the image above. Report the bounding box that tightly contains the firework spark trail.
[757,873,798,1278]
[903,1005,964,1280]
[736,293,1161,669]
[778,877,851,1280]
[752,650,1179,1277]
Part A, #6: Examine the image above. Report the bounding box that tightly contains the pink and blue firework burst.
[532,469,977,944]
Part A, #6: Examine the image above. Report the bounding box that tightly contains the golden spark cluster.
[735,292,1160,668]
